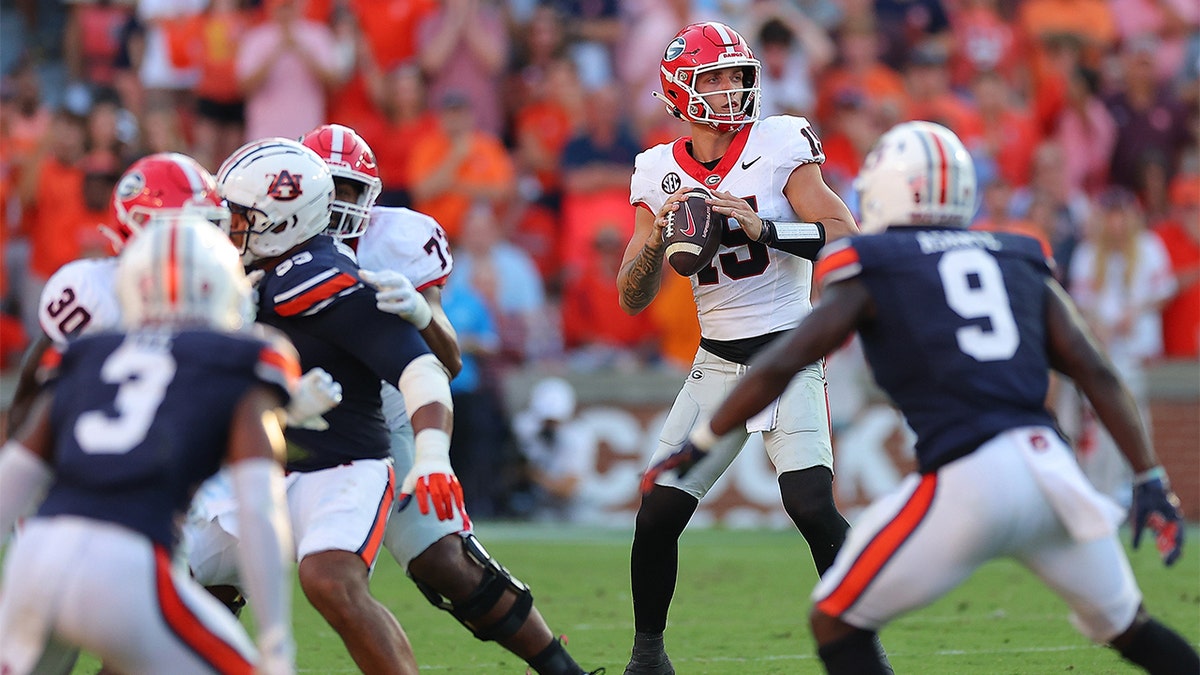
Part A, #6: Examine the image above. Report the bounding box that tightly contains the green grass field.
[69,523,1199,674]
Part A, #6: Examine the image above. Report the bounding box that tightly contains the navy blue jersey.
[38,329,296,548]
[254,235,432,472]
[816,227,1058,473]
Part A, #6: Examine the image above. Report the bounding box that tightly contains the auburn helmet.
[116,215,252,331]
[854,121,978,233]
[299,124,382,239]
[108,153,230,252]
[655,22,761,132]
[216,138,334,265]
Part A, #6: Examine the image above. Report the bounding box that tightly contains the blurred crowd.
[0,0,1196,517]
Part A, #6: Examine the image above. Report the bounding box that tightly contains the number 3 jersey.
[37,329,297,548]
[38,258,123,346]
[815,227,1058,473]
[630,115,824,342]
[253,234,433,472]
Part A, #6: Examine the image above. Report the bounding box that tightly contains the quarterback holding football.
[615,20,865,675]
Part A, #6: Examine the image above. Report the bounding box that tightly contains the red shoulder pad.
[814,242,862,289]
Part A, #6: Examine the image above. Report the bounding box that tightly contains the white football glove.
[285,368,342,431]
[359,268,432,329]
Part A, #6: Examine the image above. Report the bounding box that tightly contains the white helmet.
[116,215,252,332]
[216,138,334,264]
[854,121,977,233]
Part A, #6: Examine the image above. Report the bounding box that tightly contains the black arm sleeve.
[757,220,826,260]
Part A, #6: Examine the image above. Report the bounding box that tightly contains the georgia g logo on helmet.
[664,36,687,61]
[267,170,303,201]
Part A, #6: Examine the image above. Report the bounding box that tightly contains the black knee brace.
[412,533,535,642]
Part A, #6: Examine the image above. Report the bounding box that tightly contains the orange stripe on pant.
[816,473,938,617]
[356,464,396,567]
[154,546,254,674]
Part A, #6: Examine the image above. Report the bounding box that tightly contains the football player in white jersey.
[616,21,865,674]
[300,124,595,675]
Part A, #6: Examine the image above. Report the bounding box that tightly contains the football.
[663,188,725,277]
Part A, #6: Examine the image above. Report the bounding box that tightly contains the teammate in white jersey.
[616,22,863,674]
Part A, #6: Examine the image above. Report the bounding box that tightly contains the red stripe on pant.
[154,546,254,674]
[816,473,938,617]
[356,464,396,567]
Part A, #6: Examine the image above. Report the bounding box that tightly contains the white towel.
[746,397,780,433]
[1013,428,1125,542]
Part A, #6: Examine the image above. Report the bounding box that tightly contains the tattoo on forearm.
[621,240,666,311]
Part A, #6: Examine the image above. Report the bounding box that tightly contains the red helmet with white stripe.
[109,153,230,252]
[656,22,761,132]
[854,121,977,233]
[299,124,382,239]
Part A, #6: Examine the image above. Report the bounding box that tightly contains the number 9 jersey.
[815,228,1058,474]
[38,258,123,347]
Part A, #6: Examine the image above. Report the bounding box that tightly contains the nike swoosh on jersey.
[741,156,762,170]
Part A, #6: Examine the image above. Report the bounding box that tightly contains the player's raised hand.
[641,440,708,495]
[399,451,471,530]
[1131,468,1184,566]
[359,268,433,329]
[285,368,342,431]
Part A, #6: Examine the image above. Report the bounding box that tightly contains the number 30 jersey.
[815,227,1058,473]
[37,329,298,548]
[38,258,122,346]
[630,115,824,341]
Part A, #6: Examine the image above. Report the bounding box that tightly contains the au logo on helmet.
[267,170,303,201]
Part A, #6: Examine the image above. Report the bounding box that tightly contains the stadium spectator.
[970,68,1040,189]
[947,0,1022,89]
[1069,186,1175,504]
[1054,65,1116,195]
[450,203,555,364]
[62,0,136,94]
[561,225,659,371]
[416,0,509,137]
[135,0,206,114]
[407,91,516,241]
[618,21,861,674]
[236,0,343,141]
[749,13,834,119]
[544,0,622,90]
[558,82,641,282]
[872,0,951,70]
[816,19,908,131]
[186,0,253,171]
[1108,0,1200,82]
[663,120,1198,675]
[1154,173,1200,358]
[1104,36,1194,194]
[510,376,599,522]
[615,0,696,135]
[1010,140,1092,276]
[971,177,1052,255]
[818,90,883,202]
[360,62,438,208]
[903,40,984,147]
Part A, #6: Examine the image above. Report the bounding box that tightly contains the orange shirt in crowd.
[28,157,91,279]
[1154,219,1200,358]
[359,110,439,197]
[407,130,515,241]
[648,271,702,371]
[513,99,574,196]
[979,107,1040,188]
[349,0,436,70]
[193,9,252,103]
[817,66,909,128]
[949,3,1022,88]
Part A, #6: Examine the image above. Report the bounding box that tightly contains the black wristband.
[755,220,827,260]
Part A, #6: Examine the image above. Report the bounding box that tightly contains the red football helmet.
[299,124,382,239]
[655,22,761,132]
[108,153,230,252]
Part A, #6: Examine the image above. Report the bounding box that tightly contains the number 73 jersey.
[815,227,1058,474]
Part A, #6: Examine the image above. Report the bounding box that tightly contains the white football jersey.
[38,258,122,347]
[357,206,454,291]
[357,206,455,430]
[630,115,824,341]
